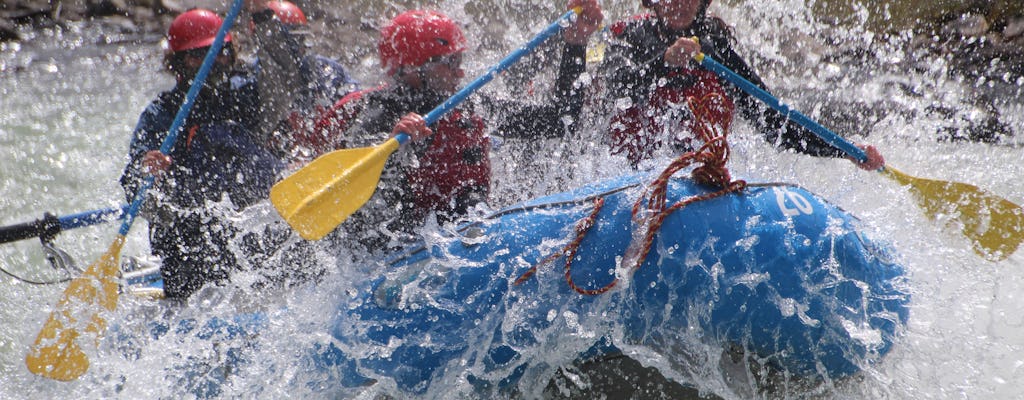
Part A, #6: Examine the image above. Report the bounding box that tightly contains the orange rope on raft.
[514,93,747,295]
[512,197,606,294]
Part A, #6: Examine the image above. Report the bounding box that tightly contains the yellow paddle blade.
[26,236,124,381]
[883,166,1024,261]
[271,138,402,240]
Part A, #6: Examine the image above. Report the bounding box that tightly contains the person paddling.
[247,0,360,163]
[310,1,602,252]
[596,0,885,170]
[121,9,283,299]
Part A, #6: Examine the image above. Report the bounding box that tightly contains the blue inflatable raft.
[295,171,910,395]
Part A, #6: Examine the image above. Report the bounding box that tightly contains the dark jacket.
[120,75,283,298]
[599,14,844,164]
[121,76,266,202]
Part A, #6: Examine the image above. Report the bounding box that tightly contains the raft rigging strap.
[515,93,747,294]
[0,239,78,285]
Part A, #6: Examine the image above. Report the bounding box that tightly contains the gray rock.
[1005,17,1024,39]
[942,14,990,37]
[86,0,130,17]
[0,19,20,42]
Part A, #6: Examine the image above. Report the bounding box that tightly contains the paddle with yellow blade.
[695,51,1024,261]
[24,0,245,381]
[271,8,583,241]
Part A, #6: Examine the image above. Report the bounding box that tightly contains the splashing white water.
[1,1,1022,398]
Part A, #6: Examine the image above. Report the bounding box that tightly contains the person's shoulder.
[151,87,181,107]
[138,89,180,123]
[141,97,166,117]
[320,85,386,125]
[699,16,736,48]
[306,54,359,85]
[221,62,258,92]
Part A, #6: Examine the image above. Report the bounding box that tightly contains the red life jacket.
[298,89,376,159]
[605,14,736,165]
[312,87,491,216]
[408,108,490,213]
[609,68,735,166]
[265,107,326,158]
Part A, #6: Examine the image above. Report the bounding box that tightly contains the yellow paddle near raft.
[271,138,401,240]
[882,167,1023,261]
[25,238,124,380]
[25,0,245,380]
[696,51,1024,261]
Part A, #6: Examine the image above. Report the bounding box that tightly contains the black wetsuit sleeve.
[707,40,844,158]
[484,43,588,140]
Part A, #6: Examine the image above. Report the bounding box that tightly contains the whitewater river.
[1,1,1023,398]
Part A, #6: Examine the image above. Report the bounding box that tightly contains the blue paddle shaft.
[119,0,244,236]
[60,206,127,230]
[397,9,579,141]
[0,206,126,244]
[697,54,867,162]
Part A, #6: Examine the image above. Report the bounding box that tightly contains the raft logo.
[774,187,814,217]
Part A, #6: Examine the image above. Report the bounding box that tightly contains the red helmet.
[167,9,232,53]
[378,10,466,75]
[264,0,307,26]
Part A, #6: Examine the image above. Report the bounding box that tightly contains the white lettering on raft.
[775,187,814,216]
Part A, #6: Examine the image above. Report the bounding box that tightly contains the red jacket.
[608,67,735,165]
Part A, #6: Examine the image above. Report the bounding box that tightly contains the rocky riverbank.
[4,1,1023,80]
[0,0,384,79]
[1,0,173,42]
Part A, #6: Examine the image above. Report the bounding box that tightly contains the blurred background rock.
[3,0,1020,143]
[4,0,1020,80]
